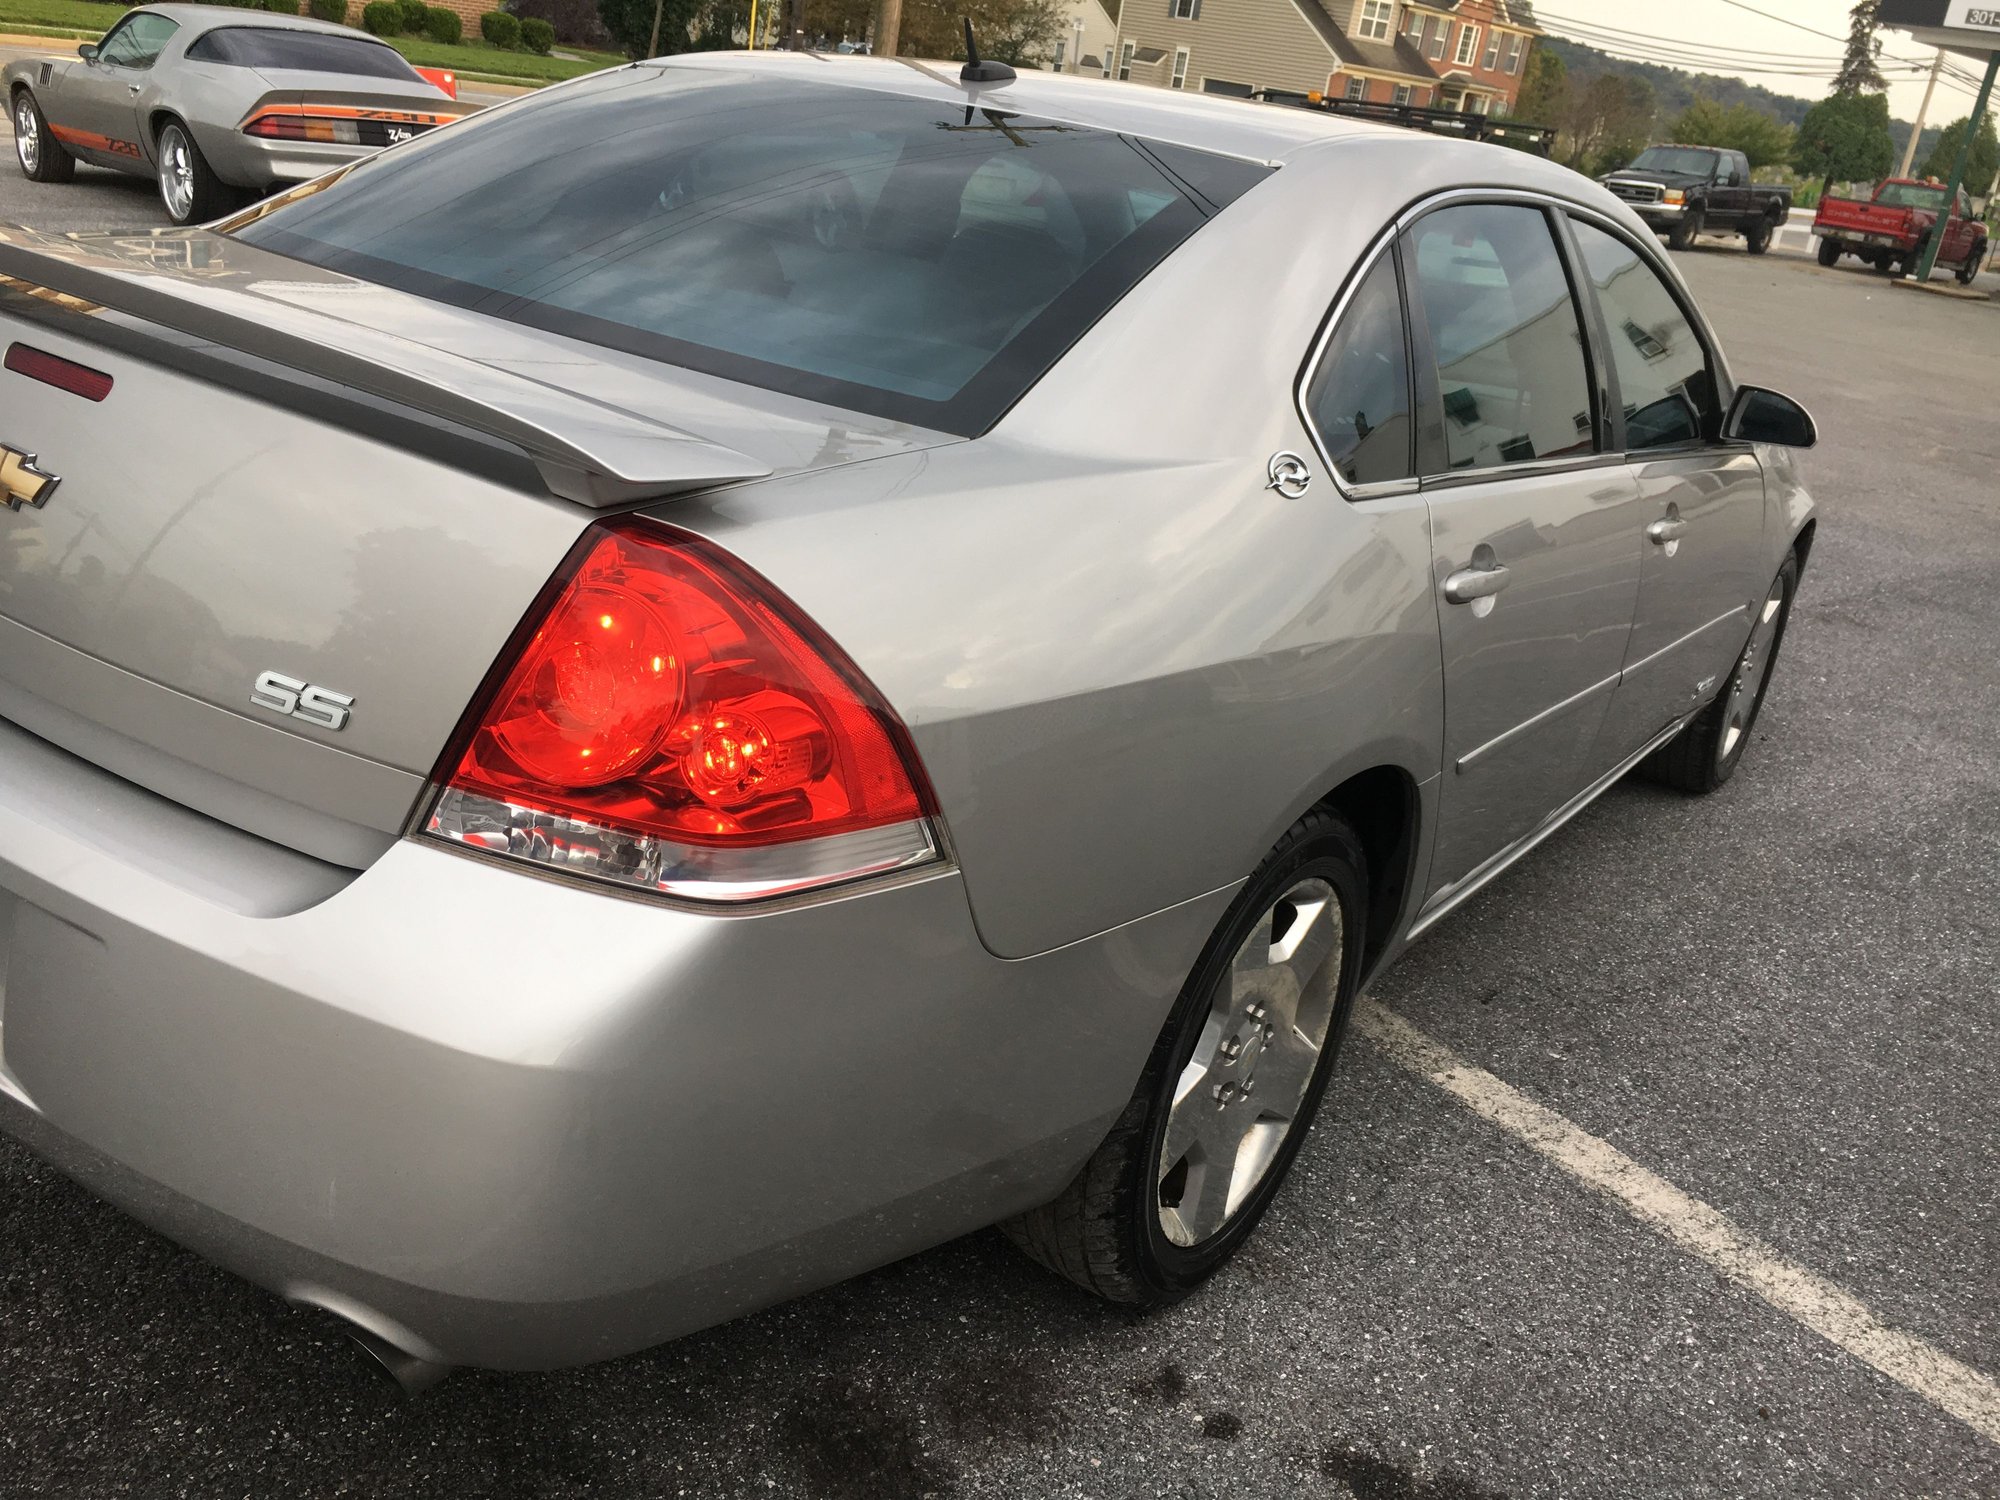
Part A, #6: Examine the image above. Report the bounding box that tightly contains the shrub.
[306,0,347,22]
[263,0,299,12]
[361,0,401,31]
[519,14,553,52]
[398,0,428,28]
[423,5,462,42]
[479,9,520,46]
[506,0,609,48]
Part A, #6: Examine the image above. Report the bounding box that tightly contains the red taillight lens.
[423,521,940,901]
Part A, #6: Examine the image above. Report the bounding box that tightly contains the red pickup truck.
[1813,177,1990,282]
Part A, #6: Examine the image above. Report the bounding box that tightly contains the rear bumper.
[0,718,1227,1368]
[200,131,373,188]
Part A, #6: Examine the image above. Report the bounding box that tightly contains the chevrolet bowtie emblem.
[0,444,58,512]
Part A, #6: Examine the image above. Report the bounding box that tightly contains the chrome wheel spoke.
[1719,577,1787,767]
[1157,876,1345,1248]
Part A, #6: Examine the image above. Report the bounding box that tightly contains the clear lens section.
[426,782,940,902]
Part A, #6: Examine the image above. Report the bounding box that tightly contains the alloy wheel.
[1156,878,1343,1247]
[159,127,194,221]
[1720,574,1789,765]
[15,96,38,174]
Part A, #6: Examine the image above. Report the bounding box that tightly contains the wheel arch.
[1791,516,1817,576]
[1307,763,1422,980]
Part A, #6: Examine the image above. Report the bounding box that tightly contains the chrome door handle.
[1647,517,1688,545]
[1443,563,1511,604]
[127,84,141,94]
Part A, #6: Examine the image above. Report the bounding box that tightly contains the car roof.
[646,51,1408,166]
[125,3,383,40]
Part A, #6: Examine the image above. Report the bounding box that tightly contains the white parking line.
[1353,999,2000,1445]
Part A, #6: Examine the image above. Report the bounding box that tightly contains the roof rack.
[1255,92,1556,157]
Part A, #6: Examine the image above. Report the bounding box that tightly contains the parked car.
[5,3,472,226]
[0,54,1818,1385]
[1813,176,1990,282]
[1602,144,1793,253]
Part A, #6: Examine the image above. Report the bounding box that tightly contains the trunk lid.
[240,69,474,146]
[0,224,947,866]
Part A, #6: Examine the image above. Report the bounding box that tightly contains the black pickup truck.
[1601,145,1793,253]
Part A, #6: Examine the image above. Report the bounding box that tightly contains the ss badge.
[251,670,355,732]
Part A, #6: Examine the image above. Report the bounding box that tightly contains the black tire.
[154,118,235,226]
[1669,208,1704,251]
[1816,237,1841,267]
[1002,810,1370,1305]
[11,88,74,184]
[1956,239,1986,285]
[1638,553,1799,795]
[1746,216,1773,255]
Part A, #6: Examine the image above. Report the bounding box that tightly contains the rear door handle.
[1647,517,1688,545]
[1443,563,1511,604]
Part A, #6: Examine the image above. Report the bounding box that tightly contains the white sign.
[1946,2,2000,30]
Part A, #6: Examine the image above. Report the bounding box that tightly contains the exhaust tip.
[346,1325,454,1397]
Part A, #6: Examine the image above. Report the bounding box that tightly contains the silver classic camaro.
[0,53,1816,1385]
[6,5,470,225]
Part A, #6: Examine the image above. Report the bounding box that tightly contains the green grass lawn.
[0,0,627,84]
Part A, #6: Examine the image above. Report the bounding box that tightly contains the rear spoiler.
[0,227,770,507]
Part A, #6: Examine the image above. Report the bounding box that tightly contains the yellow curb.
[1888,277,1993,302]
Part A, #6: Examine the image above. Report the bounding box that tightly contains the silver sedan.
[6,4,469,225]
[0,53,1815,1385]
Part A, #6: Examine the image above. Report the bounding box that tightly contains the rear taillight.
[422,521,941,903]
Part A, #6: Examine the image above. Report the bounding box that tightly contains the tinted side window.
[1409,204,1595,473]
[100,12,178,68]
[1304,256,1412,486]
[1569,220,1716,450]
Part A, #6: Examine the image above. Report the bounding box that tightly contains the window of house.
[1426,21,1448,60]
[1358,0,1392,40]
[1505,34,1524,73]
[1408,204,1597,473]
[1172,0,1196,18]
[1454,25,1480,66]
[1568,219,1718,450]
[1345,75,1367,100]
[1052,39,1065,70]
[1483,33,1500,69]
[1304,256,1412,487]
[1406,9,1423,38]
[1392,83,1413,106]
[1171,48,1189,88]
[1118,41,1136,79]
[1467,94,1489,115]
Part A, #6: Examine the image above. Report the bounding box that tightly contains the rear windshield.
[232,67,1270,433]
[1625,147,1718,176]
[1874,181,1950,210]
[184,26,424,80]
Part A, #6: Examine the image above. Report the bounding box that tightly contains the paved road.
[0,168,1996,1497]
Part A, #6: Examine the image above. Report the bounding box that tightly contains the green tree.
[893,0,1063,63]
[1832,0,1885,96]
[1793,89,1895,196]
[598,0,704,53]
[1670,98,1795,170]
[1509,44,1567,125]
[1919,112,2000,190]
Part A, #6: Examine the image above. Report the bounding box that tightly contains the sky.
[1531,0,1997,127]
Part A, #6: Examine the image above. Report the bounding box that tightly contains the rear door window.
[1407,203,1596,473]
[1303,255,1412,487]
[1568,219,1717,449]
[233,68,1271,435]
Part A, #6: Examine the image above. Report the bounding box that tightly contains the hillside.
[1542,36,1944,172]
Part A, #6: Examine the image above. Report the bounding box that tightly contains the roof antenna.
[960,17,1016,84]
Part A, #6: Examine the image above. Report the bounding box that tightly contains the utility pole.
[873,0,900,56]
[1899,48,1945,178]
[1913,50,1999,283]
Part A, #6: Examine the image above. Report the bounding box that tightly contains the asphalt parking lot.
[1,142,1997,1497]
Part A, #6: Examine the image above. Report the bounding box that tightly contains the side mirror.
[1724,385,1816,449]
[77,42,98,61]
